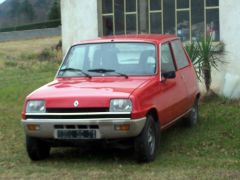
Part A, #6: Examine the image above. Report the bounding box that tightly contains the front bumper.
[21,116,146,139]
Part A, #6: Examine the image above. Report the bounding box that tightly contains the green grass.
[0,38,239,179]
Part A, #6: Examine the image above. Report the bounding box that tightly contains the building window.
[163,0,175,34]
[175,0,191,41]
[191,0,204,41]
[100,0,219,41]
[115,0,125,34]
[205,0,219,41]
[102,0,114,35]
[148,0,163,34]
[125,0,138,34]
[101,0,138,35]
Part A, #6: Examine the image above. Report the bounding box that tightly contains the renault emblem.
[74,100,79,107]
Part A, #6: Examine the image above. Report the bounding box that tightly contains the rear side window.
[160,43,176,73]
[171,40,189,69]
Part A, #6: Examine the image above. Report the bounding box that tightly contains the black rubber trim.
[46,108,109,113]
[26,114,131,119]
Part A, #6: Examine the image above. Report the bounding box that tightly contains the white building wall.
[61,0,98,54]
[217,0,240,98]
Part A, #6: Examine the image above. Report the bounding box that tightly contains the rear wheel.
[26,136,50,161]
[184,100,199,127]
[134,115,159,162]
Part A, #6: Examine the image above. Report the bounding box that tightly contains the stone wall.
[0,27,61,42]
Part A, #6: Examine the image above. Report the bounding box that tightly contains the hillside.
[0,0,56,28]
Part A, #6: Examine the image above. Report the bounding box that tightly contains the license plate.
[56,130,96,139]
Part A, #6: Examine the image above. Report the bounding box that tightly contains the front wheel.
[184,100,199,127]
[26,136,50,161]
[134,115,159,162]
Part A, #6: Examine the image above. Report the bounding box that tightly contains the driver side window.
[160,43,176,74]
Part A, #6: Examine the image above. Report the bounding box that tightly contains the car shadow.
[45,120,198,164]
[48,145,136,164]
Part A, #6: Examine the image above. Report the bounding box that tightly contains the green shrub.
[38,48,57,61]
[20,53,38,60]
[4,61,18,67]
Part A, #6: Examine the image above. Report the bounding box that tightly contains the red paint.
[22,34,200,129]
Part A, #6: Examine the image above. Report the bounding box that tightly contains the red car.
[21,35,200,162]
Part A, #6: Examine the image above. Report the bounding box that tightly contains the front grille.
[54,125,99,129]
[46,108,109,113]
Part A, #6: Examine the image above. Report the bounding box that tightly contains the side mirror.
[161,71,176,79]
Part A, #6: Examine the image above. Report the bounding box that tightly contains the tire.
[184,100,199,127]
[134,115,159,163]
[26,136,50,161]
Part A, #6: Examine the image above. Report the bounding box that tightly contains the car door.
[170,40,193,112]
[157,42,189,127]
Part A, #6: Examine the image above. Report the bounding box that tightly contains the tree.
[48,0,61,20]
[8,0,21,18]
[20,0,36,21]
[7,0,21,25]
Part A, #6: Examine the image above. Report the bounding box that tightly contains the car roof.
[74,34,179,45]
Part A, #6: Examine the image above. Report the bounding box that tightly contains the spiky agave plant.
[185,42,201,80]
[185,36,224,93]
[197,35,224,93]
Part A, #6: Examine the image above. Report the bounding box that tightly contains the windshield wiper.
[112,71,128,78]
[88,68,114,73]
[88,69,128,78]
[59,68,92,78]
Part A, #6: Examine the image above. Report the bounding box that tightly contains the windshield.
[58,42,156,77]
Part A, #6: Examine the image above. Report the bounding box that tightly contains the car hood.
[27,77,152,108]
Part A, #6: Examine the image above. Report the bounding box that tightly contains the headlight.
[110,99,132,112]
[26,100,46,113]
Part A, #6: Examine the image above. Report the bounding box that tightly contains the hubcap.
[147,125,155,155]
[192,105,198,124]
